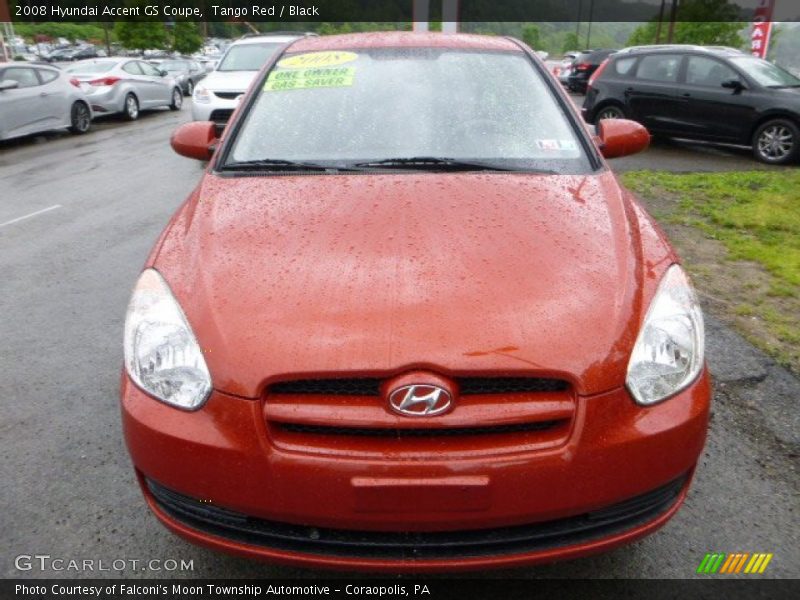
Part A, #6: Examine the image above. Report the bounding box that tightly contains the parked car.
[191,33,314,129]
[582,46,800,164]
[557,51,580,87]
[150,58,207,96]
[567,49,617,93]
[65,58,183,120]
[615,44,744,56]
[0,64,92,140]
[122,32,710,572]
[44,47,75,62]
[69,46,99,61]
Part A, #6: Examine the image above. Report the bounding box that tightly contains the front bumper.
[190,92,239,123]
[122,370,710,571]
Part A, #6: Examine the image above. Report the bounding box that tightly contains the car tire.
[124,93,139,121]
[170,87,183,111]
[752,118,799,165]
[68,101,91,135]
[185,80,194,96]
[594,105,626,123]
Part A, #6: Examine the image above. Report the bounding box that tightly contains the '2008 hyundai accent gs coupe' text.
[121,32,710,572]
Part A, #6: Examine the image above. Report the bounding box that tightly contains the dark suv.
[567,49,617,94]
[582,46,800,164]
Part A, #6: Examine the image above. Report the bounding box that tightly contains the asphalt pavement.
[1,101,798,579]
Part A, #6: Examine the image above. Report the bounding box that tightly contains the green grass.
[622,170,800,289]
[622,170,800,372]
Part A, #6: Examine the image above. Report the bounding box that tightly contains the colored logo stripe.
[697,553,725,573]
[698,553,773,574]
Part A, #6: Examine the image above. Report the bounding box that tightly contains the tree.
[627,21,744,48]
[114,21,167,50]
[522,24,540,50]
[627,0,744,47]
[562,32,579,54]
[171,21,203,55]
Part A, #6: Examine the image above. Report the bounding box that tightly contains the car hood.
[200,70,257,92]
[155,171,669,398]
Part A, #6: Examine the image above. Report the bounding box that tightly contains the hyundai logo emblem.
[388,384,452,417]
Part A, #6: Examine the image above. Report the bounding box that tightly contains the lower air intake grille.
[209,109,234,125]
[277,420,562,437]
[146,475,686,560]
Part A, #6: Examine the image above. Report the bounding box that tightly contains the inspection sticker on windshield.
[264,67,355,91]
[536,139,560,151]
[278,51,358,69]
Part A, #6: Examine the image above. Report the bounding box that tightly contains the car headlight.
[193,85,210,103]
[123,269,211,410]
[626,265,704,406]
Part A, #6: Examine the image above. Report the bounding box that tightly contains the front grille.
[209,109,234,125]
[147,476,687,559]
[265,375,574,454]
[277,420,562,438]
[271,378,379,396]
[213,91,243,100]
[269,377,567,396]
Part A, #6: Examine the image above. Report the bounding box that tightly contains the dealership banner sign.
[5,0,800,23]
[750,0,776,58]
[3,579,799,599]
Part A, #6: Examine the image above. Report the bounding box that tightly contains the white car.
[191,33,313,129]
[65,58,183,120]
[0,64,92,141]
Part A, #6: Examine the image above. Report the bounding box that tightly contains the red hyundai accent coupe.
[121,32,710,572]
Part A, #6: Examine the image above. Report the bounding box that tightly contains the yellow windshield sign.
[264,67,355,91]
[277,51,358,69]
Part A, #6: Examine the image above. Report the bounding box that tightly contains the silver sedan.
[65,58,183,120]
[0,64,93,141]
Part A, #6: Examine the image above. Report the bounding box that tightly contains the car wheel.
[186,80,194,96]
[68,101,91,134]
[170,88,183,111]
[752,119,799,165]
[595,105,626,122]
[124,93,139,121]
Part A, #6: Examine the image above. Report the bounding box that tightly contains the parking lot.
[1,98,798,579]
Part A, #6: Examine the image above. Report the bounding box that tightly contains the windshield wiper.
[352,156,547,172]
[222,159,360,172]
[766,84,800,88]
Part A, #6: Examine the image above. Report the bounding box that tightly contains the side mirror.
[0,80,19,91]
[596,118,650,159]
[159,69,168,77]
[170,121,217,161]
[721,78,745,91]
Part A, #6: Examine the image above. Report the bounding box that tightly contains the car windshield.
[217,43,284,72]
[65,62,114,74]
[730,57,800,87]
[227,48,590,172]
[160,60,189,72]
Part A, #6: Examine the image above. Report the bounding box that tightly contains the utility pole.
[666,0,680,44]
[412,0,430,32]
[102,23,111,56]
[655,0,666,44]
[441,0,458,33]
[575,0,582,46]
[585,0,594,48]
